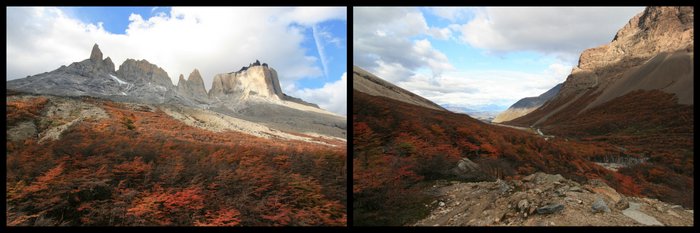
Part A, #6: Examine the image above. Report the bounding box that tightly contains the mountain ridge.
[7,43,345,139]
[352,65,446,111]
[492,83,562,123]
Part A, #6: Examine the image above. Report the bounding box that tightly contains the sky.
[6,7,347,115]
[353,7,645,114]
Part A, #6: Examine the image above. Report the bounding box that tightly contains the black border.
[2,0,698,232]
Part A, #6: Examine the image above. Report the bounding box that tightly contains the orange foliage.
[6,94,346,226]
[353,89,692,225]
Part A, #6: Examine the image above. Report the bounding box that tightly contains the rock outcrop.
[117,59,174,89]
[492,83,562,123]
[209,63,284,101]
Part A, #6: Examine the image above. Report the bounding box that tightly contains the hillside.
[353,65,446,111]
[503,7,694,209]
[6,91,346,226]
[352,65,692,226]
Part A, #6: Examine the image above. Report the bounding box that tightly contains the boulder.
[592,197,611,213]
[536,203,564,215]
[615,197,630,210]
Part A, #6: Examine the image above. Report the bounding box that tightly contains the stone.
[536,203,564,215]
[569,186,582,192]
[615,198,630,210]
[439,201,445,207]
[517,199,529,212]
[497,180,511,194]
[589,185,622,203]
[592,197,611,213]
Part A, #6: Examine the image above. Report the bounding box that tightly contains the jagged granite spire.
[90,43,103,62]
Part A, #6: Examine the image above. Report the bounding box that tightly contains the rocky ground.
[6,94,344,147]
[413,172,693,226]
[159,104,341,146]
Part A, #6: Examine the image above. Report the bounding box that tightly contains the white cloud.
[428,7,472,22]
[353,7,454,80]
[427,27,451,40]
[393,63,571,112]
[290,72,347,116]
[312,24,329,79]
[354,7,645,113]
[279,7,346,26]
[6,7,346,93]
[454,7,645,62]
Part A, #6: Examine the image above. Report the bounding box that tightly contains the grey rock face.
[7,44,121,98]
[117,59,173,88]
[177,69,208,103]
[103,57,115,73]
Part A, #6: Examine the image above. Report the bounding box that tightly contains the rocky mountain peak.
[178,74,186,85]
[210,61,284,100]
[558,6,693,100]
[117,59,173,88]
[188,69,204,84]
[575,7,693,72]
[103,57,115,73]
[177,69,208,101]
[90,43,103,62]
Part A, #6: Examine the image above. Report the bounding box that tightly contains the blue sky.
[353,7,645,113]
[62,7,171,34]
[7,7,347,115]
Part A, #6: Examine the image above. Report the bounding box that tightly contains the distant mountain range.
[7,44,346,139]
[492,83,562,123]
